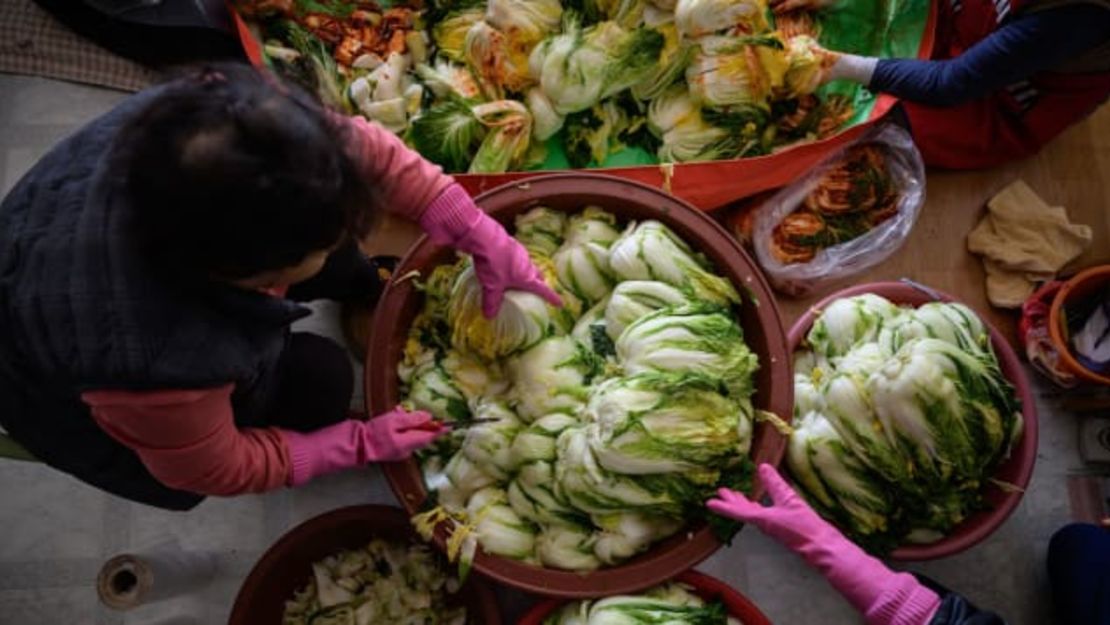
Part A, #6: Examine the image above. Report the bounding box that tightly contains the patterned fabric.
[0,0,155,92]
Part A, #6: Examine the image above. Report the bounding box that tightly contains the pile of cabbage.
[788,294,1025,552]
[544,583,741,624]
[250,0,842,173]
[401,206,758,573]
[283,539,464,625]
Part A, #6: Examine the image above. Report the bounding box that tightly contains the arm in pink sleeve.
[83,385,291,496]
[340,115,456,221]
[708,465,941,625]
[798,538,942,625]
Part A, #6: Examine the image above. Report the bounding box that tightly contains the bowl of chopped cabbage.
[229,505,501,625]
[786,281,1037,560]
[517,571,772,624]
[366,173,792,596]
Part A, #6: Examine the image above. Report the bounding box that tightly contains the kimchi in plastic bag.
[751,124,925,296]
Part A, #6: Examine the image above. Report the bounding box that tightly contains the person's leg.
[265,332,354,432]
[286,239,394,304]
[1048,522,1110,625]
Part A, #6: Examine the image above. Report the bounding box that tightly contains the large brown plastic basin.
[366,173,793,597]
[229,505,501,624]
[787,281,1038,560]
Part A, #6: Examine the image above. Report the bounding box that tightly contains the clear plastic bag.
[751,124,925,296]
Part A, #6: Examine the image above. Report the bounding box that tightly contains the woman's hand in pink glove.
[363,408,449,461]
[707,462,839,550]
[708,464,942,625]
[419,184,562,318]
[284,409,449,486]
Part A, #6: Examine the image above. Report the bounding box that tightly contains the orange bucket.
[1048,265,1110,386]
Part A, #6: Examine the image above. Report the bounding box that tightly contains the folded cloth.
[968,180,1093,308]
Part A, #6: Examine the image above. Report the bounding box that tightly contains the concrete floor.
[0,73,1096,625]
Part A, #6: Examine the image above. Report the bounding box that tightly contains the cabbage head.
[459,400,523,480]
[604,280,692,342]
[553,245,615,306]
[566,206,622,247]
[820,370,906,481]
[526,87,566,140]
[531,17,664,115]
[647,86,737,163]
[608,220,740,305]
[545,583,723,625]
[787,409,893,538]
[584,583,726,620]
[674,0,769,39]
[433,8,486,62]
[407,96,486,174]
[794,348,817,376]
[510,413,582,468]
[793,372,823,420]
[437,452,499,510]
[467,487,538,561]
[407,361,471,422]
[880,302,993,359]
[554,426,682,515]
[646,84,697,138]
[415,60,483,100]
[615,305,758,400]
[485,0,563,43]
[572,297,613,357]
[583,372,752,476]
[514,206,568,258]
[832,342,887,380]
[510,335,601,422]
[422,261,467,317]
[442,349,509,402]
[686,35,786,108]
[448,263,562,360]
[536,525,601,571]
[508,460,587,527]
[806,294,902,359]
[631,23,695,101]
[590,512,683,565]
[463,20,532,98]
[581,0,648,29]
[782,34,823,98]
[868,338,1022,487]
[469,100,534,173]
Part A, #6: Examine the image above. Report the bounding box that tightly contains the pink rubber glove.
[707,464,941,625]
[283,409,448,486]
[419,184,562,318]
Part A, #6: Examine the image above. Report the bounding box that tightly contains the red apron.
[903,0,1110,169]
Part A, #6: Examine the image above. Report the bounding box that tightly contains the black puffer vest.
[0,83,310,510]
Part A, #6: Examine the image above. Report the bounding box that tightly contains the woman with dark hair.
[0,63,559,510]
[775,0,1110,168]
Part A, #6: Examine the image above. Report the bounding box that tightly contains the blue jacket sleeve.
[869,5,1110,107]
[928,593,1007,625]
